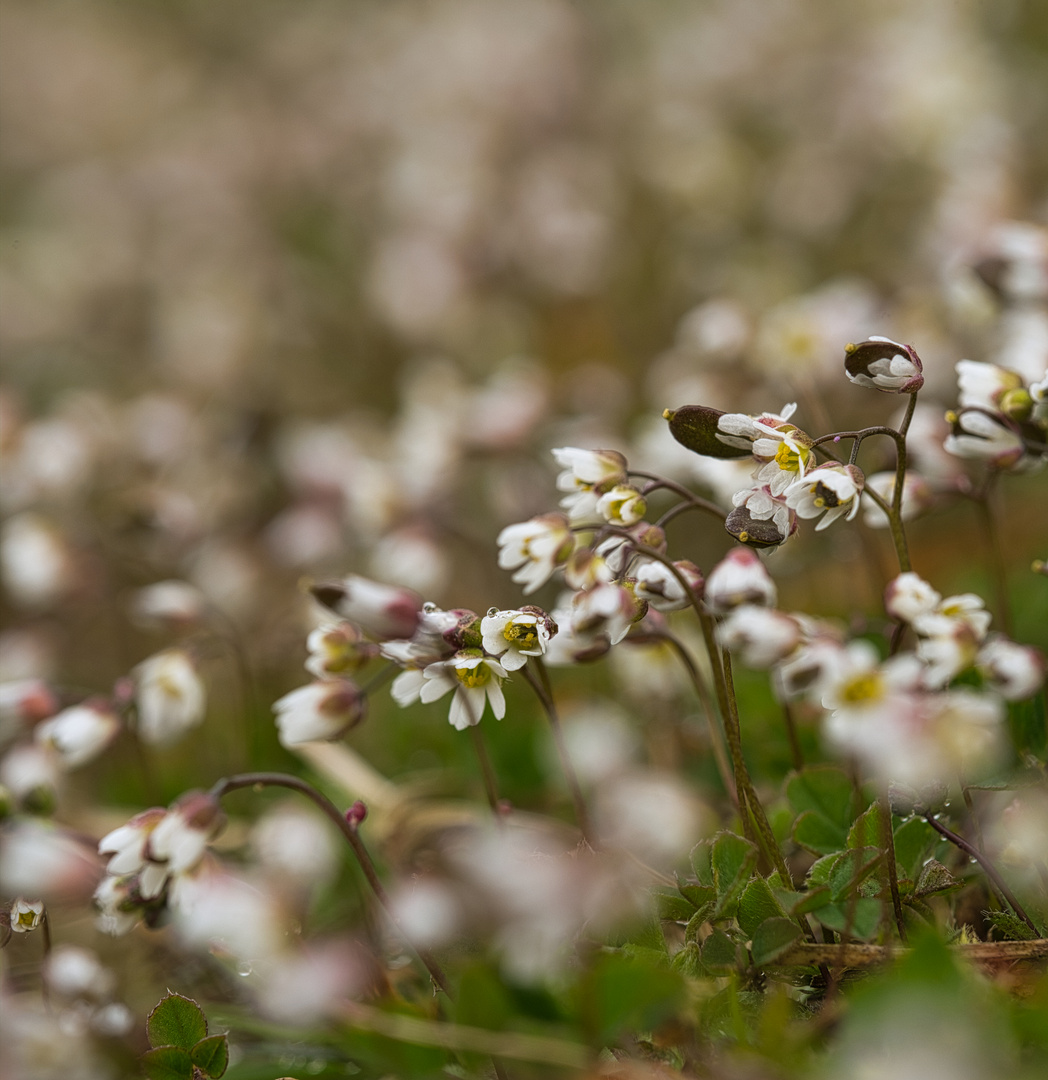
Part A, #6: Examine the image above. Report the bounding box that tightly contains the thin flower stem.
[468,721,504,821]
[209,771,451,995]
[520,660,594,844]
[923,812,1038,934]
[625,629,738,806]
[628,471,727,522]
[880,798,907,942]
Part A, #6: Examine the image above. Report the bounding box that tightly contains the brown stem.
[923,812,1038,935]
[881,798,907,942]
[210,772,451,995]
[780,939,1048,967]
[628,471,727,522]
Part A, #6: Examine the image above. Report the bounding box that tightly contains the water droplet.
[487,606,499,617]
[423,601,438,613]
[236,962,253,977]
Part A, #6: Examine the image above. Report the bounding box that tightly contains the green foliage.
[787,766,864,854]
[142,994,227,1080]
[750,918,803,966]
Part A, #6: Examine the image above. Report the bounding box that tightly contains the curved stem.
[520,660,594,845]
[880,799,907,942]
[923,812,1038,934]
[210,771,451,994]
[628,471,727,522]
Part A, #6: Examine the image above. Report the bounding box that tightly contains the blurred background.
[2,0,1047,762]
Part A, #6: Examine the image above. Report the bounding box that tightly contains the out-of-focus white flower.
[9,897,45,932]
[273,679,364,747]
[705,547,776,613]
[133,649,206,746]
[128,580,206,630]
[1,513,71,608]
[596,483,647,526]
[913,593,992,642]
[34,701,120,770]
[726,485,795,547]
[717,605,801,668]
[481,608,556,671]
[543,602,611,666]
[252,804,339,888]
[861,470,934,527]
[305,622,376,678]
[885,572,942,623]
[254,940,366,1025]
[91,1003,134,1038]
[944,407,1027,468]
[44,946,116,1001]
[977,636,1045,701]
[148,791,225,886]
[554,705,637,785]
[93,875,141,936]
[633,559,702,612]
[97,807,167,890]
[552,447,628,523]
[370,526,449,596]
[843,336,924,393]
[593,769,710,866]
[1,678,59,746]
[784,463,864,530]
[0,819,99,901]
[389,878,462,949]
[957,360,1027,413]
[571,582,642,646]
[916,618,981,687]
[989,790,1048,868]
[0,742,60,806]
[0,996,116,1080]
[818,640,922,723]
[564,546,615,590]
[420,651,507,730]
[496,512,574,594]
[380,603,469,667]
[310,575,423,641]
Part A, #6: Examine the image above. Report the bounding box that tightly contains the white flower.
[818,640,922,720]
[44,945,116,1001]
[885,572,941,624]
[273,679,364,747]
[596,484,647,526]
[715,403,797,452]
[571,582,641,646]
[913,593,992,642]
[843,336,924,393]
[916,618,981,687]
[34,701,120,770]
[0,743,60,805]
[98,806,168,899]
[147,791,224,885]
[133,649,206,746]
[128,580,205,629]
[93,875,141,936]
[420,651,507,730]
[305,622,375,678]
[552,447,628,523]
[496,513,574,594]
[727,485,795,546]
[480,608,555,671]
[956,360,1025,412]
[717,606,801,668]
[9,897,45,933]
[0,513,71,609]
[390,667,426,707]
[944,408,1026,468]
[633,559,702,612]
[751,425,815,496]
[311,575,422,641]
[784,464,863,530]
[977,636,1045,701]
[704,547,777,613]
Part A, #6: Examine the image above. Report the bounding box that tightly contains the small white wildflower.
[862,471,934,527]
[977,636,1045,701]
[571,582,642,646]
[552,447,629,523]
[311,575,422,641]
[784,463,864,530]
[717,606,801,668]
[596,484,647,526]
[420,651,508,730]
[480,608,555,671]
[305,622,375,678]
[128,580,206,629]
[133,649,206,746]
[885,572,941,624]
[944,408,1027,468]
[9,897,45,933]
[843,337,924,393]
[705,547,776,613]
[34,701,120,770]
[273,679,364,747]
[633,559,702,612]
[496,513,574,594]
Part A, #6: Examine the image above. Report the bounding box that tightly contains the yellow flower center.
[504,622,538,648]
[774,441,808,473]
[839,672,883,704]
[456,664,490,689]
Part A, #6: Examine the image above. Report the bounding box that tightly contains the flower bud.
[704,547,777,613]
[844,337,924,393]
[311,575,422,641]
[663,405,755,459]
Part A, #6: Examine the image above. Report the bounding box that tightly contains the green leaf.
[677,882,716,909]
[828,847,882,902]
[847,802,886,849]
[806,854,837,885]
[190,1035,228,1078]
[455,965,512,1032]
[786,766,857,829]
[711,831,759,915]
[580,951,685,1043]
[750,918,803,967]
[914,859,960,898]
[656,890,698,922]
[141,1046,194,1080]
[792,810,849,855]
[690,840,714,888]
[737,877,787,937]
[147,994,208,1051]
[684,902,716,943]
[665,405,753,459]
[701,928,740,971]
[814,899,882,941]
[774,885,832,916]
[984,910,1038,942]
[671,941,708,979]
